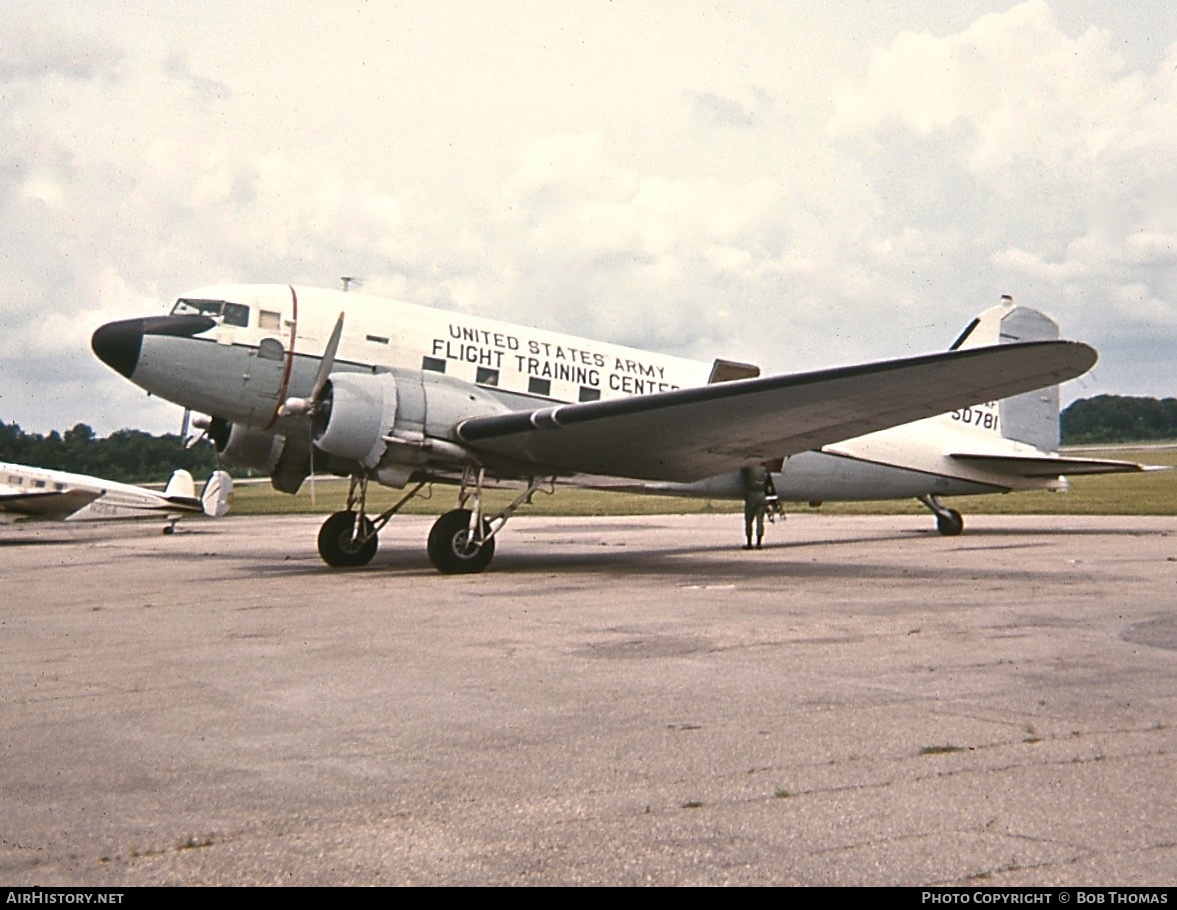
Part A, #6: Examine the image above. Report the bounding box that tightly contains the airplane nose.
[92,313,217,378]
[91,318,145,378]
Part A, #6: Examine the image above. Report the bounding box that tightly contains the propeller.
[278,312,345,509]
[279,312,345,418]
[184,413,212,450]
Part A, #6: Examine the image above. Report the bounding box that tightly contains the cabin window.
[528,377,551,397]
[33,480,46,488]
[422,356,446,373]
[259,310,281,331]
[257,338,285,361]
[578,386,601,402]
[476,367,499,387]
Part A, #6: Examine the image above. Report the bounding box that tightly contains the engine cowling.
[311,372,512,482]
[209,418,286,473]
[313,373,400,468]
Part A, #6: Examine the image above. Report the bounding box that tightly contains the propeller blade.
[309,312,345,407]
[279,312,345,418]
[183,413,212,448]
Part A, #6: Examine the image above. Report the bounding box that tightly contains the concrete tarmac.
[1,512,1175,886]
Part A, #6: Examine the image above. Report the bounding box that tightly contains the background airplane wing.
[456,341,1097,483]
[0,489,103,520]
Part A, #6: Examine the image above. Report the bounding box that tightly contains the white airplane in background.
[0,462,233,532]
[91,283,1127,572]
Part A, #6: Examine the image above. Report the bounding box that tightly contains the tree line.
[1060,395,1177,445]
[1,421,218,485]
[3,395,1174,483]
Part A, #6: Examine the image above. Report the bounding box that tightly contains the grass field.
[227,447,1177,518]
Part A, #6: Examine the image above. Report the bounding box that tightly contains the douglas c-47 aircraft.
[0,462,232,531]
[91,285,1139,572]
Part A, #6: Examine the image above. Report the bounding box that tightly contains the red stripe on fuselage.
[263,285,299,430]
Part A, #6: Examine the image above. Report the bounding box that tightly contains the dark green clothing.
[741,465,770,547]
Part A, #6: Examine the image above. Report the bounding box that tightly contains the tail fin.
[201,470,233,518]
[950,297,1061,452]
[163,469,197,500]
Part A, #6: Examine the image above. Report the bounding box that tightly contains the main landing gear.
[918,494,964,536]
[315,468,552,574]
[316,476,423,568]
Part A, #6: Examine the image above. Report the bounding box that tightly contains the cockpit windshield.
[171,298,250,328]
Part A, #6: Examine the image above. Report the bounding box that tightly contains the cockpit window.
[222,302,249,327]
[171,298,251,328]
[172,298,223,317]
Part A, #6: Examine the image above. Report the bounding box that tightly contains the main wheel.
[318,510,378,567]
[936,508,964,536]
[427,509,496,574]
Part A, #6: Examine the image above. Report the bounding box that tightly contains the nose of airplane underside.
[92,314,217,378]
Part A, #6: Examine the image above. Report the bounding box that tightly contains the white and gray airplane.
[90,285,1134,572]
[0,461,233,531]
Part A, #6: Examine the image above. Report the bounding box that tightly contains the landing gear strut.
[316,476,426,568]
[426,467,551,574]
[918,494,964,536]
[315,468,553,573]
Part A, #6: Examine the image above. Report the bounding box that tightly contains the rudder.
[201,470,233,518]
[951,298,1061,452]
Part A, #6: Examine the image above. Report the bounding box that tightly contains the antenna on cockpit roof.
[341,276,356,292]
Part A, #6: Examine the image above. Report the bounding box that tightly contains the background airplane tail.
[949,297,1061,452]
[163,469,197,500]
[201,470,233,518]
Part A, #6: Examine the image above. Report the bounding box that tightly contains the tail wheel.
[936,509,964,536]
[427,509,496,574]
[318,510,378,567]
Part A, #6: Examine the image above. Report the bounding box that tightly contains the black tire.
[318,510,378,567]
[427,509,496,574]
[936,509,964,536]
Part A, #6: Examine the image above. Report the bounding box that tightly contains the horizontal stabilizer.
[948,453,1157,478]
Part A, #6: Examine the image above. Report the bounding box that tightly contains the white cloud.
[820,1,1177,378]
[1,2,1175,436]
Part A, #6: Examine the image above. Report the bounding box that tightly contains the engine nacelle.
[312,371,512,483]
[209,418,286,474]
[313,373,400,468]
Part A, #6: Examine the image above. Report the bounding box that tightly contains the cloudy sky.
[2,0,1175,436]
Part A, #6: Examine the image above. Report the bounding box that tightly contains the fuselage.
[92,285,1067,501]
[94,285,712,432]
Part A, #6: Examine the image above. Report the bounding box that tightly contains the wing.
[949,454,1157,478]
[456,341,1097,483]
[0,489,103,520]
